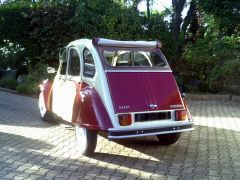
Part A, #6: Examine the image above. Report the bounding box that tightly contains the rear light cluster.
[118,114,132,126]
[175,110,190,121]
[118,110,191,126]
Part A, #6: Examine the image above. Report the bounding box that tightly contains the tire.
[75,125,97,156]
[38,91,55,123]
[156,133,181,146]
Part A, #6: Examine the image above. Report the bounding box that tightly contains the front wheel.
[156,133,181,146]
[75,125,97,156]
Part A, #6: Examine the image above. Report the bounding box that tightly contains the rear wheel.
[38,91,55,123]
[75,125,97,156]
[156,133,181,145]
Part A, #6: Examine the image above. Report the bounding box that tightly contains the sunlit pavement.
[0,91,240,180]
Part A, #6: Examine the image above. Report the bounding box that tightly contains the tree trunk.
[172,0,186,57]
[146,0,150,18]
[172,0,186,41]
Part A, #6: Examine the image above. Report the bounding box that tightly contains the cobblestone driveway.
[0,91,240,180]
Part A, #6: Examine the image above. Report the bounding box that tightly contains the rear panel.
[106,71,184,114]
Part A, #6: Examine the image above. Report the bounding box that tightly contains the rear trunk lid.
[106,71,184,114]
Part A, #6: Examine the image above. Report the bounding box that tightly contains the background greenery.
[0,0,239,94]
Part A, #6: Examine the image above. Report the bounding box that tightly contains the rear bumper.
[108,122,194,139]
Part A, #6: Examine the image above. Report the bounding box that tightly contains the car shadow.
[93,131,192,172]
[0,131,54,151]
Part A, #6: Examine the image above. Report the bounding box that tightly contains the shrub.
[0,78,18,90]
[183,32,240,94]
[16,83,36,94]
[16,63,55,94]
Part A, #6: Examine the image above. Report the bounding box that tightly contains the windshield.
[103,50,166,67]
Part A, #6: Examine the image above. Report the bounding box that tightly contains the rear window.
[103,50,166,67]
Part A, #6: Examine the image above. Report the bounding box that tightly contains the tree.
[172,0,186,42]
[183,0,240,94]
[199,0,240,36]
[171,0,198,57]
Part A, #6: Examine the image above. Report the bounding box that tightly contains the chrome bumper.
[108,122,194,139]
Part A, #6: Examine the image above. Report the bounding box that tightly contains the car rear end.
[93,38,193,140]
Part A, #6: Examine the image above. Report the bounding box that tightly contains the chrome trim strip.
[108,122,193,132]
[105,70,172,73]
[108,128,194,139]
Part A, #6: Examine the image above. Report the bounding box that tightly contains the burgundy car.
[38,38,194,156]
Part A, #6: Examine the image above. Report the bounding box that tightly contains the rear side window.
[68,49,80,76]
[83,48,95,78]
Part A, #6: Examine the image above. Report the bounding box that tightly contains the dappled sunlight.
[188,100,240,131]
[194,117,240,132]
[0,124,60,141]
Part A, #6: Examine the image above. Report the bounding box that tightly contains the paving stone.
[208,169,220,176]
[208,176,221,180]
[221,174,235,180]
[110,176,125,180]
[166,175,179,180]
[167,169,181,176]
[180,173,194,179]
[4,172,20,179]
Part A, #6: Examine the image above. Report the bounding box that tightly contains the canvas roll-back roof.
[92,38,162,48]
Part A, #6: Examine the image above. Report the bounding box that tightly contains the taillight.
[176,110,189,121]
[118,114,132,126]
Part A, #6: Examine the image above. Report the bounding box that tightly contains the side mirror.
[47,67,56,74]
[181,93,186,99]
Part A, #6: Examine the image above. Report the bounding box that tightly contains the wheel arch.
[38,79,53,111]
[72,84,113,131]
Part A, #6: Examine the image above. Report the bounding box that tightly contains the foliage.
[0,0,172,69]
[0,2,31,46]
[28,2,75,65]
[0,40,26,69]
[0,1,76,68]
[16,83,35,94]
[0,77,18,90]
[183,2,240,94]
[73,0,144,40]
[184,31,240,93]
[198,0,240,35]
[16,63,54,94]
[0,2,32,69]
